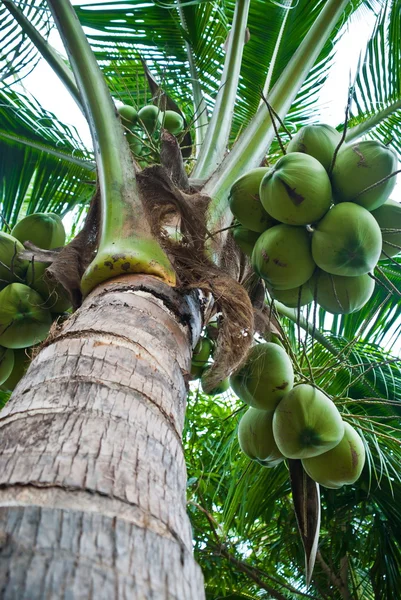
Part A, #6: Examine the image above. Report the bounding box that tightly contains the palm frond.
[0,87,95,226]
[345,0,401,157]
[0,0,52,84]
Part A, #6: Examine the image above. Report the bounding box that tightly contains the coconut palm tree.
[0,0,400,598]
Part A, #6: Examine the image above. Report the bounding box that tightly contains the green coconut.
[192,337,214,366]
[0,348,31,392]
[12,213,65,250]
[371,199,401,259]
[230,342,294,411]
[0,231,29,285]
[117,104,138,126]
[201,374,230,396]
[331,140,398,211]
[252,224,316,290]
[238,407,284,467]
[313,270,375,314]
[190,362,205,380]
[272,384,345,459]
[162,110,184,135]
[229,168,277,232]
[0,346,14,385]
[232,226,260,257]
[26,261,71,313]
[311,203,382,276]
[259,152,332,226]
[302,422,366,489]
[286,123,342,172]
[0,283,52,349]
[269,278,314,308]
[126,131,143,155]
[137,105,163,133]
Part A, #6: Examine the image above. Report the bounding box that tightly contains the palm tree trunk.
[0,274,206,599]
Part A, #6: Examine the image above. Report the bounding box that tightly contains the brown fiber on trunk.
[0,274,206,599]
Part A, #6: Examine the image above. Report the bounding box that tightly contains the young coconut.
[252,224,316,290]
[311,203,382,276]
[238,407,284,467]
[0,283,52,349]
[272,384,345,459]
[117,104,138,126]
[371,199,401,259]
[192,337,214,367]
[0,346,14,385]
[0,232,29,285]
[137,105,163,133]
[126,131,143,156]
[313,270,375,314]
[11,213,65,250]
[230,342,294,411]
[0,348,31,392]
[269,279,314,308]
[286,123,342,172]
[201,372,230,396]
[331,140,398,211]
[302,422,366,489]
[229,168,277,232]
[232,226,260,257]
[162,110,184,135]
[259,152,332,226]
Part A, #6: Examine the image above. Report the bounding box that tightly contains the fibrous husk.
[0,346,14,385]
[229,167,276,232]
[232,226,260,257]
[331,140,398,211]
[0,283,52,349]
[302,422,366,489]
[312,270,375,314]
[252,224,316,289]
[286,123,342,172]
[11,212,65,250]
[238,406,284,467]
[230,342,294,411]
[269,279,314,308]
[0,231,29,285]
[259,152,332,226]
[272,384,344,459]
[0,347,32,392]
[311,203,382,276]
[371,198,401,259]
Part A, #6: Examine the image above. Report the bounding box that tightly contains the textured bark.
[0,274,206,599]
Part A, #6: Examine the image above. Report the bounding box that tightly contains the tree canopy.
[0,0,401,598]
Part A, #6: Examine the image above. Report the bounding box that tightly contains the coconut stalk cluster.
[117,103,185,167]
[0,213,71,392]
[232,342,366,489]
[229,124,400,314]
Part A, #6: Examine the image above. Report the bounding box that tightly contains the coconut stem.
[353,169,401,201]
[259,93,287,155]
[328,85,353,176]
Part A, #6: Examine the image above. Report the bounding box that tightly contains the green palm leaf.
[345,0,401,157]
[0,0,52,83]
[0,87,95,226]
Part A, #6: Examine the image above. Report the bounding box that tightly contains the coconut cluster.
[117,103,185,166]
[232,342,366,489]
[0,213,71,392]
[229,125,400,314]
